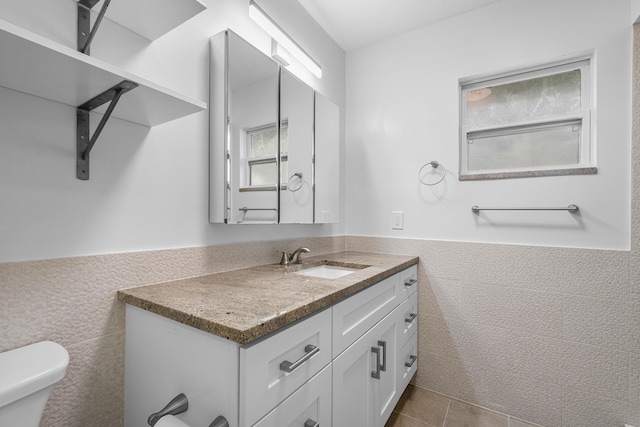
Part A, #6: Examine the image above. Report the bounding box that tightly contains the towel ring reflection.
[288,172,303,192]
[419,161,446,186]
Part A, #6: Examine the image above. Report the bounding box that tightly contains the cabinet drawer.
[240,308,332,427]
[396,292,418,349]
[252,364,331,427]
[397,331,418,392]
[332,273,400,358]
[398,265,418,299]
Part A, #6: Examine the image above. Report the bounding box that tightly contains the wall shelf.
[0,18,206,127]
[79,0,207,41]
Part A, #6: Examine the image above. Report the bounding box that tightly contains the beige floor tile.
[394,385,451,426]
[386,412,435,427]
[444,399,508,427]
[509,417,543,427]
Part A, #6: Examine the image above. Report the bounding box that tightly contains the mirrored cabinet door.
[279,69,314,224]
[210,30,279,224]
[210,29,339,225]
[314,93,339,223]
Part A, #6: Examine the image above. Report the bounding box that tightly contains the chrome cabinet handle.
[405,355,417,368]
[378,340,387,372]
[304,419,319,427]
[371,346,381,379]
[404,278,417,287]
[280,344,319,373]
[405,313,417,323]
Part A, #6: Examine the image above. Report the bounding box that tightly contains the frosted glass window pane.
[249,128,277,157]
[468,123,580,171]
[249,160,287,185]
[250,162,275,185]
[465,70,581,127]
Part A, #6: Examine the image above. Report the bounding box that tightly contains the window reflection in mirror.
[227,31,279,223]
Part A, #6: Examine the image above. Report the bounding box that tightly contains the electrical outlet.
[391,211,404,230]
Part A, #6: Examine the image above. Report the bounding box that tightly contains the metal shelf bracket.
[78,0,111,54]
[76,80,138,180]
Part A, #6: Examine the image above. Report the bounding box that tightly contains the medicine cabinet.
[209,29,339,224]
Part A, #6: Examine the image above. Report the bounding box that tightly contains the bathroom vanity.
[118,252,418,427]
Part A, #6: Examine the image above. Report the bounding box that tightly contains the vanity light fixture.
[271,39,291,67]
[249,0,322,78]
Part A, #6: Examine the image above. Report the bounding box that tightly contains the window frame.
[242,121,288,190]
[459,55,596,180]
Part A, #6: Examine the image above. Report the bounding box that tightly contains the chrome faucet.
[290,247,310,264]
[278,247,311,265]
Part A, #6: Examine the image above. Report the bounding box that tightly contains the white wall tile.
[458,282,563,338]
[420,276,462,319]
[507,245,630,299]
[420,351,562,427]
[564,295,640,353]
[557,342,630,402]
[632,352,640,405]
[561,388,640,427]
[42,332,125,427]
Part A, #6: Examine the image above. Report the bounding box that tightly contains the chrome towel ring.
[418,161,446,186]
[288,172,304,192]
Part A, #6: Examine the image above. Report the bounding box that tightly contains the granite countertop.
[117,251,418,345]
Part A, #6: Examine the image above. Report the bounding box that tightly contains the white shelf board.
[0,18,206,127]
[81,0,207,41]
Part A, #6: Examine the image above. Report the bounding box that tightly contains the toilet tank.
[0,341,69,426]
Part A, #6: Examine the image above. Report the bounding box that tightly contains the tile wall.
[0,236,345,426]
[345,236,639,426]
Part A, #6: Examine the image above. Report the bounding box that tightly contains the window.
[244,123,288,188]
[459,57,596,180]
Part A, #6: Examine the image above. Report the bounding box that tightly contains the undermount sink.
[294,264,367,279]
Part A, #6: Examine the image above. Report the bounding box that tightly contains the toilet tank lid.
[0,341,69,408]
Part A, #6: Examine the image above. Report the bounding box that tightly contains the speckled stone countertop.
[117,251,418,345]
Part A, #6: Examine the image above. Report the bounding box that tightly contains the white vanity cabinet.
[124,265,418,427]
[332,266,418,427]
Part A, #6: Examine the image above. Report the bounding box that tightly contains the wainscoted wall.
[2,240,639,427]
[0,236,345,427]
[345,236,639,426]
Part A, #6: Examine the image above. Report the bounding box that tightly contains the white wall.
[0,0,346,262]
[345,0,632,250]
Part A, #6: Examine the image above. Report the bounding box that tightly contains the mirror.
[314,92,340,223]
[210,30,279,224]
[209,29,339,224]
[280,68,314,223]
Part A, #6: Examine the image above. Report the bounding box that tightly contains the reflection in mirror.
[280,69,314,224]
[210,30,279,224]
[314,93,339,223]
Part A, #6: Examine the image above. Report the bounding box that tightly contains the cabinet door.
[333,308,398,427]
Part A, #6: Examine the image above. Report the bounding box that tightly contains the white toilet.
[0,341,69,426]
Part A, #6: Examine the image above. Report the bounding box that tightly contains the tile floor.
[385,385,543,427]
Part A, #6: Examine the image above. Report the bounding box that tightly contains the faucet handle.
[277,250,290,265]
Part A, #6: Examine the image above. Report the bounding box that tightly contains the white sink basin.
[294,265,359,279]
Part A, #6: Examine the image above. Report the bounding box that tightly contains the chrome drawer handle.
[405,355,417,368]
[280,344,319,373]
[304,419,319,427]
[371,346,381,379]
[404,278,417,287]
[378,340,387,372]
[405,313,417,323]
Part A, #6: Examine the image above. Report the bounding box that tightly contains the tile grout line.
[441,399,451,427]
